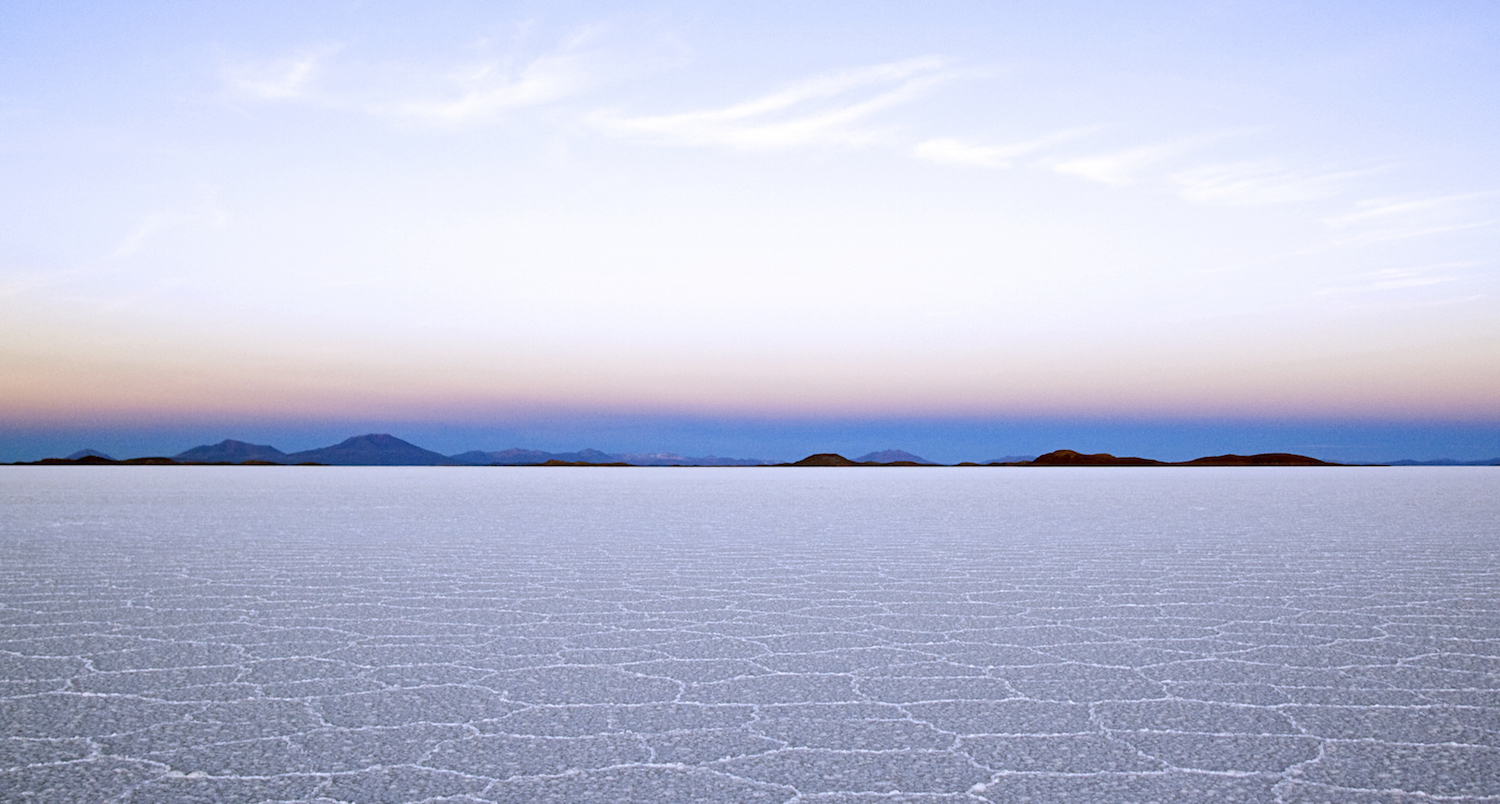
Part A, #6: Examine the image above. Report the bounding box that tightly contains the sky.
[2,1,1498,462]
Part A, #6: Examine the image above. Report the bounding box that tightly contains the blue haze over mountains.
[12,417,1500,465]
[173,434,776,466]
[65,433,1500,466]
[64,449,115,461]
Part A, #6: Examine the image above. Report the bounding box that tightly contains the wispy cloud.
[224,31,615,125]
[377,51,592,124]
[1050,141,1196,186]
[226,45,341,101]
[913,127,1097,169]
[1324,191,1500,228]
[1314,263,1471,296]
[110,209,228,259]
[590,57,953,150]
[1322,191,1500,245]
[1172,160,1373,206]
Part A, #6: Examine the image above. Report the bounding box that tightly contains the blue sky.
[2,1,1498,461]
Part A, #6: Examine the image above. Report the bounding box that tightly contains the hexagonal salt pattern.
[2,466,1497,803]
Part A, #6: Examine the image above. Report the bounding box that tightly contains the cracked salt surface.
[2,466,1497,803]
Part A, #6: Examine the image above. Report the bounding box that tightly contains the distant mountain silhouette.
[17,437,1446,467]
[453,448,596,465]
[452,448,623,465]
[1179,453,1336,466]
[855,449,935,464]
[784,453,864,466]
[1022,450,1167,466]
[449,448,522,464]
[285,434,465,466]
[452,448,770,466]
[612,452,770,467]
[992,450,1339,467]
[175,439,289,464]
[22,456,175,465]
[779,453,933,467]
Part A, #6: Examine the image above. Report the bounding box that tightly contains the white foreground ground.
[2,467,1496,803]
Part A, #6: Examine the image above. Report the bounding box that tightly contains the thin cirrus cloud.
[912,125,1379,210]
[224,38,605,125]
[1172,161,1374,206]
[912,127,1097,169]
[226,45,341,101]
[588,57,953,150]
[110,208,229,260]
[1314,264,1469,297]
[377,54,589,124]
[1324,191,1499,228]
[1321,191,1500,246]
[1050,141,1196,186]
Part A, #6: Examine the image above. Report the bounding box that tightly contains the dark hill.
[66,449,115,460]
[1026,450,1167,466]
[1004,450,1340,467]
[784,453,863,466]
[778,453,933,467]
[31,456,180,465]
[285,434,465,466]
[1180,453,1335,466]
[175,439,289,464]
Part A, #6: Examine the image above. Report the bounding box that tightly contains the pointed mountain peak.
[174,439,288,464]
[338,433,407,447]
[284,434,463,465]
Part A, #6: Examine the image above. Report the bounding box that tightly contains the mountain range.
[16,435,1500,467]
[977,450,1342,466]
[163,435,774,466]
[780,450,1347,467]
[450,447,767,467]
[780,453,935,467]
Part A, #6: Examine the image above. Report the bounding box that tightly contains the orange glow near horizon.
[5,304,1497,427]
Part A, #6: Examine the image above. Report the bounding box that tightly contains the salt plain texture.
[2,466,1497,803]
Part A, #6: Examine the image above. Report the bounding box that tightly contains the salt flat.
[2,466,1497,803]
